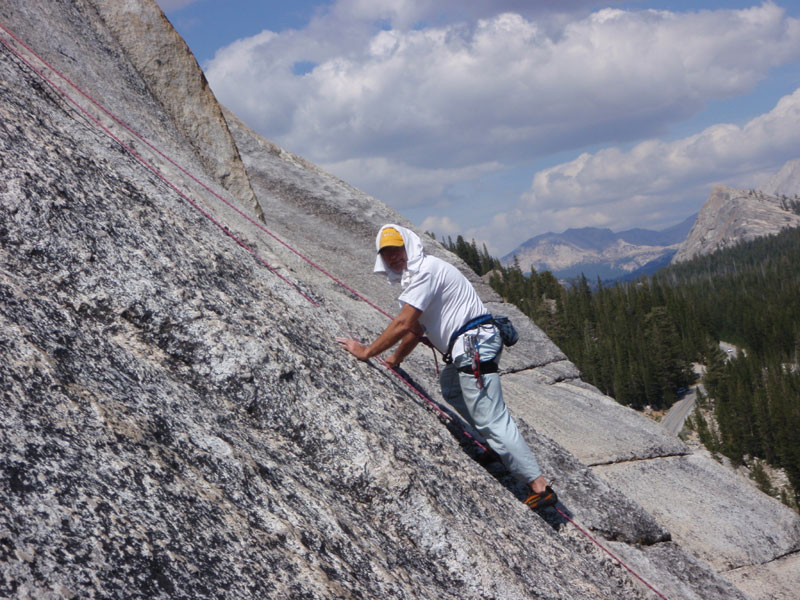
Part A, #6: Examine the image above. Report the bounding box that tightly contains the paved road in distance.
[661,385,700,436]
[661,343,739,437]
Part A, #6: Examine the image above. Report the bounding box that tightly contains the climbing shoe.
[524,486,558,511]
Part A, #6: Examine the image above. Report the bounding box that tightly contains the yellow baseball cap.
[378,227,404,250]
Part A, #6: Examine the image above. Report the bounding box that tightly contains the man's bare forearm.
[337,304,423,362]
[363,317,414,359]
[385,330,422,368]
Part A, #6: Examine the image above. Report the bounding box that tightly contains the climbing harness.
[442,314,493,364]
[442,313,518,364]
[0,22,670,599]
[442,314,513,388]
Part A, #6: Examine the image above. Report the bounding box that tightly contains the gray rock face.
[672,184,800,263]
[760,157,800,198]
[0,26,636,598]
[606,541,754,600]
[595,454,800,571]
[501,377,689,467]
[1,1,798,598]
[726,552,800,600]
[86,0,261,221]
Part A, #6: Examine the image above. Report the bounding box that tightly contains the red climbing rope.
[0,21,461,431]
[0,18,455,431]
[1,18,460,448]
[0,20,394,321]
[554,507,669,599]
[0,26,317,306]
[0,22,669,599]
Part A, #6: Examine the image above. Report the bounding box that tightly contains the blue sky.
[158,0,800,255]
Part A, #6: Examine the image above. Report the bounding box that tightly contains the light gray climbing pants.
[439,330,542,485]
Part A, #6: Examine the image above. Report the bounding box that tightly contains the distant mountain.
[672,184,800,263]
[759,157,800,197]
[502,214,696,281]
[611,251,678,283]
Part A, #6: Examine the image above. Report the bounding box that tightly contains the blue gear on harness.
[442,313,518,365]
[442,314,519,386]
[442,314,494,365]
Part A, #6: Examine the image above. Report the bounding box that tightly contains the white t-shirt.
[398,255,491,356]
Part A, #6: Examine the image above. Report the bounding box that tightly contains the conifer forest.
[442,228,800,506]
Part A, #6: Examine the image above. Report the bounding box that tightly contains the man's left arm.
[337,303,423,362]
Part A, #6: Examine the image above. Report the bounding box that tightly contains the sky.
[157,0,800,256]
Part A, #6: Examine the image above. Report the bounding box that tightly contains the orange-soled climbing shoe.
[524,486,558,511]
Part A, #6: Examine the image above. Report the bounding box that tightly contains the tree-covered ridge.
[443,227,800,503]
[436,234,501,276]
[702,349,800,504]
[657,226,800,502]
[656,226,800,359]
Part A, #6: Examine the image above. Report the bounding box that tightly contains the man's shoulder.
[402,255,451,290]
[422,253,454,271]
[424,254,468,280]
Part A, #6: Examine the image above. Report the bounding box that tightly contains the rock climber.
[337,224,557,511]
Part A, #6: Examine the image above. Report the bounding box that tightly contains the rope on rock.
[0,17,455,434]
[0,20,394,320]
[0,21,670,599]
[0,24,317,306]
[0,15,472,464]
[554,507,670,600]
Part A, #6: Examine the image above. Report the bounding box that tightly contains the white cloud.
[330,0,611,30]
[485,87,800,245]
[203,1,800,252]
[420,215,461,237]
[209,3,800,169]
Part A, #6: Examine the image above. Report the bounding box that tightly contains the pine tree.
[751,459,775,496]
